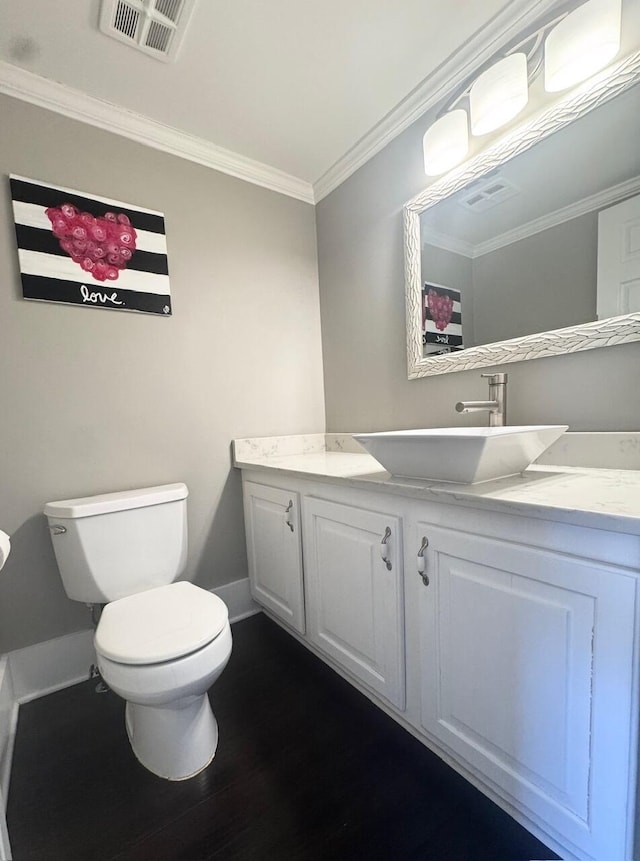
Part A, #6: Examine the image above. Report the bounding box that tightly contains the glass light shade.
[470,53,529,136]
[544,0,622,92]
[423,110,469,176]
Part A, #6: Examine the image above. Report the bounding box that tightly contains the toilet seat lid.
[95,581,228,665]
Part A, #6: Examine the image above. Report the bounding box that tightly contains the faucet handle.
[481,372,508,384]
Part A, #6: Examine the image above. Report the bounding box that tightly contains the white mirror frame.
[405,49,640,379]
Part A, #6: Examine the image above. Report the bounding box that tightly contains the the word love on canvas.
[9,175,172,316]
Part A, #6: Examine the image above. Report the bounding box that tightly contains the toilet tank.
[44,483,188,603]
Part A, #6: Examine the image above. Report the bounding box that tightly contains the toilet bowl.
[44,483,233,781]
[95,581,232,780]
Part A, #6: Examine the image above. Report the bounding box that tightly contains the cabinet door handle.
[284,500,294,532]
[417,536,429,586]
[380,526,392,571]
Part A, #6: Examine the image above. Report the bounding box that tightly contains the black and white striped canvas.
[422,281,463,355]
[10,175,171,316]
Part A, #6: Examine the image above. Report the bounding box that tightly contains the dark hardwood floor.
[7,613,559,861]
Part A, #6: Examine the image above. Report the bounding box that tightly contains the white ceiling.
[0,0,555,199]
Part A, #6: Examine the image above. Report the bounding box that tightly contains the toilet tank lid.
[44,483,188,519]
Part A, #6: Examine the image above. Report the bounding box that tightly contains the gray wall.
[0,95,325,652]
[423,213,598,350]
[316,103,640,434]
[472,213,597,347]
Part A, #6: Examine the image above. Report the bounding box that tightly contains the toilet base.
[125,693,218,780]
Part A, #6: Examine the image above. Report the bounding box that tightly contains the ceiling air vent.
[99,0,196,62]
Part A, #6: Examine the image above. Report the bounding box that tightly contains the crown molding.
[0,61,315,205]
[312,0,564,202]
[474,175,640,257]
[422,227,475,259]
[423,175,640,260]
[0,1,573,206]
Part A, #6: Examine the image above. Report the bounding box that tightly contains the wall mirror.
[404,49,640,378]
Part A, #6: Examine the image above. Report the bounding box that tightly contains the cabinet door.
[412,522,636,861]
[243,481,304,634]
[303,497,405,709]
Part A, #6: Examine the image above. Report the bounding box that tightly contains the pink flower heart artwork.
[45,203,137,283]
[427,289,454,331]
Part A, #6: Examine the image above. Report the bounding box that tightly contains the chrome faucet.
[455,373,508,427]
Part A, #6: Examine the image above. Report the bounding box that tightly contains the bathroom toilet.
[44,483,232,781]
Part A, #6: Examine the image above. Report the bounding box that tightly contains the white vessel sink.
[354,426,568,484]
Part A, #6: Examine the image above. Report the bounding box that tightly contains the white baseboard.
[0,659,14,861]
[0,659,15,800]
[212,577,260,623]
[9,629,96,705]
[0,786,10,861]
[7,578,257,706]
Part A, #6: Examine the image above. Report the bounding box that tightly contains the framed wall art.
[9,175,171,315]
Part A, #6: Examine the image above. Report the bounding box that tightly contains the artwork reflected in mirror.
[422,282,464,354]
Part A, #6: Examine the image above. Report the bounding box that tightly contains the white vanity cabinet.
[238,459,640,861]
[242,480,305,634]
[303,497,405,709]
[406,512,639,861]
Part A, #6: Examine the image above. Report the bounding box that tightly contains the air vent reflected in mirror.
[458,176,520,213]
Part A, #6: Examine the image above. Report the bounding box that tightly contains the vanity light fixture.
[470,52,529,136]
[421,0,624,176]
[423,110,469,177]
[544,0,622,92]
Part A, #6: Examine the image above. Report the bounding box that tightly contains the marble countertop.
[233,433,640,537]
